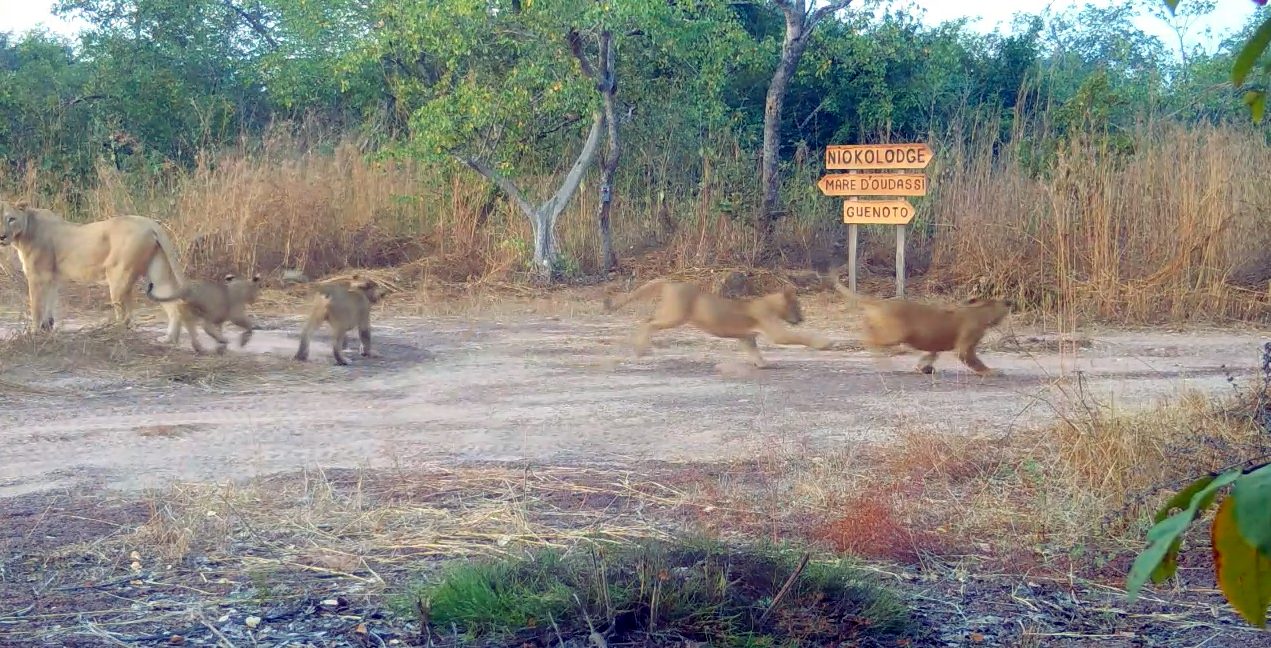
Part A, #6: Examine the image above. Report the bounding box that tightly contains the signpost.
[825,143,933,170]
[842,199,914,225]
[815,173,927,197]
[818,143,932,297]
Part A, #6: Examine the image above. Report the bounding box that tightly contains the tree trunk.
[596,32,620,272]
[760,1,854,243]
[760,12,807,223]
[532,211,555,271]
[571,29,620,272]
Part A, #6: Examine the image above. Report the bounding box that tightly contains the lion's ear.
[252,273,261,283]
[965,296,983,305]
[224,273,237,282]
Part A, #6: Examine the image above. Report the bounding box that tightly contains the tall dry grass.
[3,115,1267,323]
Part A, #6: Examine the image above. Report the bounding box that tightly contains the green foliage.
[1129,461,1271,628]
[2,0,1266,240]
[393,538,911,645]
[1167,0,1271,123]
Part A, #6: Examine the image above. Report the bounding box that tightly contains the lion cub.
[604,279,832,368]
[294,277,379,366]
[830,272,1012,376]
[147,273,262,355]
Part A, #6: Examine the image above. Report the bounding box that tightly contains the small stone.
[245,616,261,629]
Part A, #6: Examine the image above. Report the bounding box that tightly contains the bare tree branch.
[567,29,598,80]
[455,156,537,219]
[542,111,605,221]
[809,0,853,26]
[220,0,279,50]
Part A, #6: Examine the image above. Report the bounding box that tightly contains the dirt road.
[1,309,1266,496]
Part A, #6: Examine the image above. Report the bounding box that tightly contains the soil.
[0,302,1266,497]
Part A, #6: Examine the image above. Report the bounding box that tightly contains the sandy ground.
[0,300,1267,497]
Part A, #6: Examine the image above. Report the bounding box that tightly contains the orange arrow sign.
[825,143,934,170]
[817,173,927,197]
[842,199,915,225]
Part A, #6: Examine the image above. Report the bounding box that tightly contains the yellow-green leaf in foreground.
[1212,496,1271,628]
[1127,470,1240,602]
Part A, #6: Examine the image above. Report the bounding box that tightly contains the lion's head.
[0,201,33,246]
[963,296,1013,327]
[226,272,263,306]
[350,276,381,304]
[763,288,804,326]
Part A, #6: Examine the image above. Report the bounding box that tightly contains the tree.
[373,0,743,278]
[373,1,604,278]
[1162,0,1271,122]
[760,0,853,235]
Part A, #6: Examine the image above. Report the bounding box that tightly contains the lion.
[146,273,262,355]
[294,276,380,366]
[0,200,185,340]
[829,270,1012,376]
[603,279,832,368]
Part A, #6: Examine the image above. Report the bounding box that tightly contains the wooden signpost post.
[818,142,933,297]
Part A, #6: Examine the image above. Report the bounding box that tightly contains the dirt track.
[2,303,1266,497]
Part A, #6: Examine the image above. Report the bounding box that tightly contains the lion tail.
[826,266,880,309]
[148,221,187,288]
[603,279,667,312]
[146,282,184,303]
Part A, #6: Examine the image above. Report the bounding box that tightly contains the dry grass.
[697,383,1271,578]
[127,466,683,575]
[0,323,326,397]
[3,116,1267,325]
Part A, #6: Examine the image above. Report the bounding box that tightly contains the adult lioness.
[829,271,1012,376]
[603,279,832,368]
[0,201,184,339]
[294,277,380,366]
[147,273,262,355]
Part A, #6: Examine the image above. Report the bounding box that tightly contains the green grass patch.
[391,538,911,646]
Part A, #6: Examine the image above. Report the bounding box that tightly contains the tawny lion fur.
[294,277,380,366]
[0,200,185,338]
[829,269,1012,376]
[147,273,262,355]
[603,279,832,368]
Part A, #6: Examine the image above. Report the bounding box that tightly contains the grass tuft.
[394,538,911,646]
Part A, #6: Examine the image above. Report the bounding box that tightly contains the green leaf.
[1233,464,1271,556]
[1232,16,1271,87]
[1148,473,1221,583]
[1212,496,1271,628]
[1127,470,1241,602]
[1243,90,1267,125]
[1153,474,1218,524]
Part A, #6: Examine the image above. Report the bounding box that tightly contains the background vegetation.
[1,0,1268,321]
